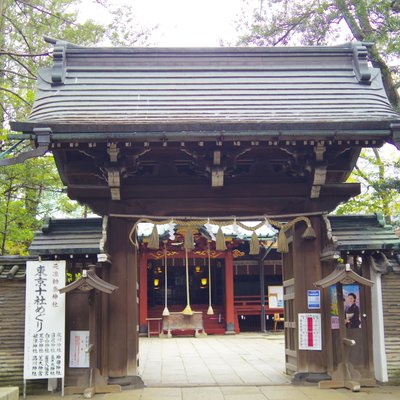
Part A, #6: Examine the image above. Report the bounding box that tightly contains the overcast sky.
[77,0,247,46]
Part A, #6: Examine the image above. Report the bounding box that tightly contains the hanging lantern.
[195,265,202,273]
[200,277,208,289]
[153,278,160,289]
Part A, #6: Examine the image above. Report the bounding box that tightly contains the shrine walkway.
[138,333,289,386]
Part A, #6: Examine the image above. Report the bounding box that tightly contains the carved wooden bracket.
[107,143,119,162]
[311,165,327,199]
[107,168,120,200]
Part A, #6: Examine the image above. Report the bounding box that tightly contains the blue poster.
[307,290,320,309]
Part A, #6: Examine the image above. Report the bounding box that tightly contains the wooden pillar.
[107,217,140,382]
[224,250,235,334]
[292,216,327,379]
[139,251,148,335]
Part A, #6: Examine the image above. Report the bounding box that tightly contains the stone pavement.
[138,333,289,386]
[22,333,400,399]
[25,385,400,400]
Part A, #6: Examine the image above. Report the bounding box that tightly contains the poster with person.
[329,285,340,329]
[343,284,361,328]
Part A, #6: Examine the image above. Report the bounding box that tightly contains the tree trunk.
[1,183,12,255]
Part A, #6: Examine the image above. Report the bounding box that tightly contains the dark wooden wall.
[0,280,45,392]
[0,281,26,388]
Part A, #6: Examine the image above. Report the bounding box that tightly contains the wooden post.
[107,217,142,384]
[224,250,235,334]
[292,216,327,378]
[139,251,148,335]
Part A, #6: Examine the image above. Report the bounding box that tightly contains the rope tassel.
[216,227,226,251]
[207,244,214,315]
[182,248,193,315]
[277,228,289,253]
[302,224,316,240]
[184,228,195,250]
[162,244,170,316]
[148,224,159,249]
[249,231,260,255]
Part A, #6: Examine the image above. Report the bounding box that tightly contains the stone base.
[108,375,145,389]
[292,372,331,385]
[0,387,19,400]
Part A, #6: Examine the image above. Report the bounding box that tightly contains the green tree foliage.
[0,0,155,254]
[335,148,400,224]
[0,156,70,254]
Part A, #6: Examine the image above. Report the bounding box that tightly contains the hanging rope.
[207,242,214,316]
[182,248,193,315]
[128,214,317,254]
[162,243,170,316]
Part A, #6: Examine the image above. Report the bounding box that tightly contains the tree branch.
[0,49,51,58]
[7,54,36,77]
[15,0,77,25]
[1,12,32,51]
[0,69,36,80]
[0,86,32,106]
[335,0,365,40]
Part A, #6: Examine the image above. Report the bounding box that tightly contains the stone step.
[0,387,19,400]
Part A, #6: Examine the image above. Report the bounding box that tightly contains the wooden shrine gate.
[1,40,400,391]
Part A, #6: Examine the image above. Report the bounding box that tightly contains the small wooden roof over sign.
[314,263,374,288]
[9,41,400,146]
[59,268,118,294]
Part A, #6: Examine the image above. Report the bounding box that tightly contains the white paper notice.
[24,261,66,379]
[298,313,322,351]
[69,330,90,368]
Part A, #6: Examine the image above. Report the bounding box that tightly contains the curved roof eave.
[9,42,400,143]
